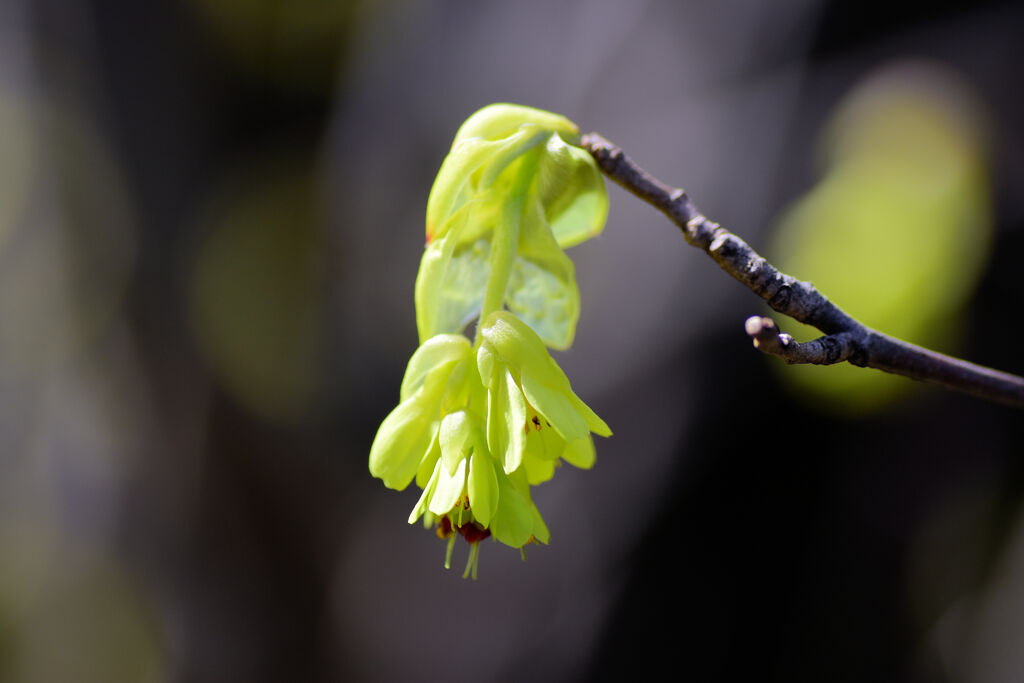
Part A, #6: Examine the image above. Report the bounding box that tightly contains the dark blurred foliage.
[1,0,1023,681]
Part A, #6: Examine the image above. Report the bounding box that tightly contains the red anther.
[456,522,491,544]
[436,516,453,539]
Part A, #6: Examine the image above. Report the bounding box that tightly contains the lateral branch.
[580,132,1024,410]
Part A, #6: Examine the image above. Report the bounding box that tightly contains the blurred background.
[1,0,1023,681]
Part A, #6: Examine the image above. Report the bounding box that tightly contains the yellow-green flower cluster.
[370,313,609,576]
[369,104,610,577]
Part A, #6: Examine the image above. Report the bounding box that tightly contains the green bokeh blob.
[0,102,136,373]
[0,92,34,255]
[188,157,327,422]
[770,64,992,413]
[185,0,366,91]
[10,561,165,683]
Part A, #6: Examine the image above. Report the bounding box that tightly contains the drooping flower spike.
[369,104,611,577]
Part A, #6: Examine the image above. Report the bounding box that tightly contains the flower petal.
[467,449,499,527]
[439,355,486,417]
[530,504,551,545]
[476,344,497,389]
[568,391,611,438]
[400,334,472,402]
[520,369,589,443]
[408,458,441,524]
[480,310,610,440]
[428,457,467,516]
[439,410,480,475]
[487,368,527,474]
[489,472,535,548]
[479,311,558,379]
[524,405,567,461]
[562,435,596,469]
[368,396,436,491]
[414,432,441,489]
[523,454,556,485]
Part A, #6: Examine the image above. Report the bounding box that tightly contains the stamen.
[444,531,456,570]
[463,541,481,580]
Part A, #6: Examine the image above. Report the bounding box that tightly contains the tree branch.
[580,132,1024,410]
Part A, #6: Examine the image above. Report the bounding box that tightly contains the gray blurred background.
[1,0,1023,681]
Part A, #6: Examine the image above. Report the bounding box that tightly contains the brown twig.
[580,131,1024,410]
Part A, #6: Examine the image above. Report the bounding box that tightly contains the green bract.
[369,104,610,578]
[770,68,991,413]
[416,103,608,350]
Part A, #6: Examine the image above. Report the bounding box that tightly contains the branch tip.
[744,315,773,338]
[582,132,1024,409]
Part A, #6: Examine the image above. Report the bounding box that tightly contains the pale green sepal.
[489,473,534,548]
[480,310,611,440]
[467,449,499,527]
[485,372,509,470]
[439,355,485,417]
[520,369,589,443]
[523,455,556,486]
[524,409,566,461]
[576,396,611,438]
[488,368,526,474]
[400,334,472,401]
[428,457,467,516]
[479,311,563,377]
[370,336,465,490]
[503,369,528,472]
[414,432,442,489]
[439,410,480,475]
[408,459,441,524]
[562,435,596,469]
[530,504,551,544]
[368,397,436,491]
[476,345,496,389]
